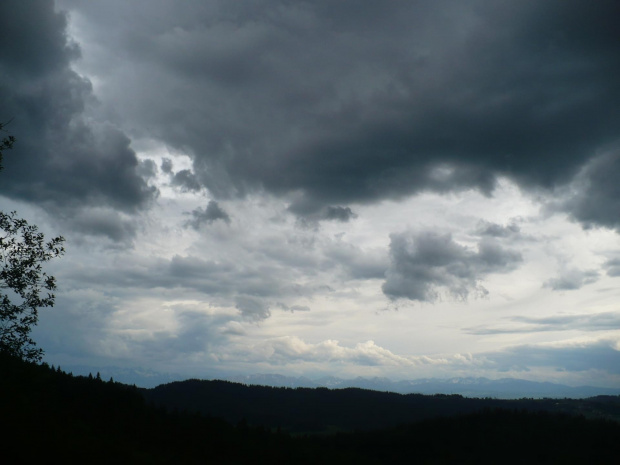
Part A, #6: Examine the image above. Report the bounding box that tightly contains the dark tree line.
[2,354,620,464]
[144,378,620,434]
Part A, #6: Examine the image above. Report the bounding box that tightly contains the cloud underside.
[48,0,620,226]
[0,1,619,233]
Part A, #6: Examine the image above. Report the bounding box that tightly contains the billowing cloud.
[550,149,620,230]
[0,1,157,240]
[57,0,620,230]
[383,231,522,302]
[4,0,620,388]
[249,336,416,368]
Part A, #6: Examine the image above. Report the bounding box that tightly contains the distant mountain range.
[59,365,620,398]
[226,373,620,399]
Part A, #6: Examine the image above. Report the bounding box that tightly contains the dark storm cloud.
[59,0,620,227]
[0,1,157,239]
[185,200,231,229]
[465,312,620,335]
[383,231,522,302]
[553,149,620,230]
[543,268,599,291]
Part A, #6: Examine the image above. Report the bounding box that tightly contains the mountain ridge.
[56,364,620,398]
[226,373,620,399]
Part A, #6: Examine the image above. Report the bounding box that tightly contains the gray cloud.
[543,268,599,291]
[466,312,620,335]
[67,208,137,244]
[62,251,323,313]
[58,0,620,229]
[276,303,310,313]
[185,200,231,229]
[235,295,271,321]
[171,169,202,192]
[0,1,157,239]
[288,200,358,223]
[603,258,620,277]
[323,206,357,222]
[33,289,118,360]
[483,339,620,374]
[136,158,158,179]
[36,290,238,368]
[475,221,521,238]
[553,149,620,231]
[383,231,522,302]
[160,158,173,174]
[324,241,388,281]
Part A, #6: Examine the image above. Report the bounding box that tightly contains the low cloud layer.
[466,312,620,335]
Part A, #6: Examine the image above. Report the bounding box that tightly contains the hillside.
[144,378,620,434]
[2,354,620,464]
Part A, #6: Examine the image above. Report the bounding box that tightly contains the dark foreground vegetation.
[2,355,620,464]
[144,378,620,434]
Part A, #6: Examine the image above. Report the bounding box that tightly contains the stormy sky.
[1,0,620,387]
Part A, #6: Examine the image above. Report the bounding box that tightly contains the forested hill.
[3,354,620,464]
[143,378,620,434]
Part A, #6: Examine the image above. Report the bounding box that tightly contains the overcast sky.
[1,0,620,387]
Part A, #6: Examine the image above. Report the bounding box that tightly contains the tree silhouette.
[0,122,65,361]
[0,120,15,171]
